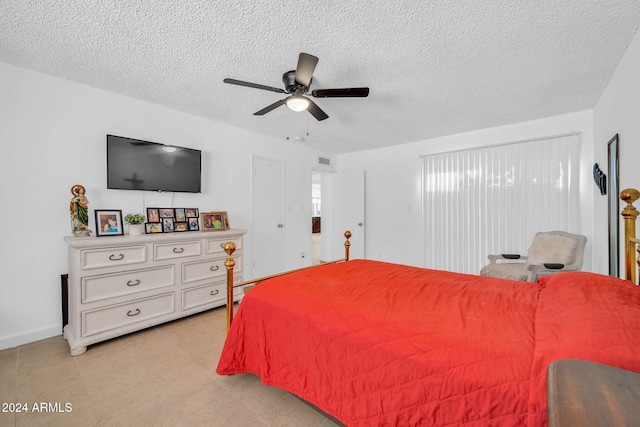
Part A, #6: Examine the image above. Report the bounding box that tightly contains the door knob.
[278,224,284,228]
[358,223,363,226]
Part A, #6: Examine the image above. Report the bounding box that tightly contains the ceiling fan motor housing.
[282,70,310,94]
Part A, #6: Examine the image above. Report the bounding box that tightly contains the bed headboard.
[621,188,640,284]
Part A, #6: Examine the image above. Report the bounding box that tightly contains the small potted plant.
[124,213,145,235]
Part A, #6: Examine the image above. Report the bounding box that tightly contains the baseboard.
[0,324,62,351]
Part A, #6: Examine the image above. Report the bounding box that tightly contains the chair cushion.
[480,263,530,281]
[527,234,577,266]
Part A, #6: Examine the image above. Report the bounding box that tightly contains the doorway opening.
[312,172,322,264]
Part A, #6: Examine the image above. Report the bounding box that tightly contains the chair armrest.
[487,254,527,265]
[527,263,580,281]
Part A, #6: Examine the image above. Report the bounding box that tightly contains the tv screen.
[107,135,201,193]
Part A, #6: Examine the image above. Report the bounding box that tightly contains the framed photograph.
[185,208,199,218]
[201,211,228,231]
[162,217,174,232]
[95,210,124,237]
[188,218,200,231]
[146,208,160,223]
[175,208,186,222]
[174,222,188,232]
[159,208,175,218]
[145,222,163,234]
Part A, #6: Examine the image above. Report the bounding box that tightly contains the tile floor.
[0,306,342,427]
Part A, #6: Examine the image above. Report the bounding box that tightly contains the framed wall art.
[201,211,229,231]
[95,210,124,237]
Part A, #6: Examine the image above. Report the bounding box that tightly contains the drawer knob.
[173,247,184,253]
[126,279,141,287]
[127,308,141,317]
[210,265,220,272]
[210,289,219,296]
[109,254,125,261]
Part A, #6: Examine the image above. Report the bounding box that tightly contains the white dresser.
[63,229,245,355]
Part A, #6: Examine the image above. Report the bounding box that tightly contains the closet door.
[252,156,284,279]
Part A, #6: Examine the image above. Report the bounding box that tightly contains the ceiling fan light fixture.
[286,96,310,112]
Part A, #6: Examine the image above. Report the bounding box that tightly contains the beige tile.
[144,358,211,391]
[17,336,68,361]
[190,345,224,375]
[17,359,88,404]
[15,397,96,427]
[260,393,328,427]
[180,393,268,427]
[94,395,176,427]
[0,411,16,427]
[229,374,288,419]
[17,347,76,379]
[74,345,136,377]
[0,374,17,404]
[81,361,150,401]
[159,376,223,418]
[0,346,17,375]
[88,380,161,424]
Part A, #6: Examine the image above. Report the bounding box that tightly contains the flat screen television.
[107,135,201,193]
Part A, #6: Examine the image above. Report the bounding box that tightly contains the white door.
[252,157,284,278]
[334,169,366,259]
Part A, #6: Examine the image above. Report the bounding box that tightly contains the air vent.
[318,157,331,165]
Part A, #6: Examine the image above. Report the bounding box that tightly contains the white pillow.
[527,234,577,265]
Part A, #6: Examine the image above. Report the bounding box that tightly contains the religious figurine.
[70,185,92,236]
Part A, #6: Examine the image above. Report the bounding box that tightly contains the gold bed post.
[343,230,352,261]
[223,242,236,332]
[620,188,640,283]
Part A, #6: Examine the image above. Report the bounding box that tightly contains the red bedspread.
[216,260,640,426]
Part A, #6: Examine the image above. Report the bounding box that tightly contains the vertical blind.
[422,134,581,274]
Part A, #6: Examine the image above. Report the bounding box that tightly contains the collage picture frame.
[146,208,200,234]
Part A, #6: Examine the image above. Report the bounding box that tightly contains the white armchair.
[480,231,587,282]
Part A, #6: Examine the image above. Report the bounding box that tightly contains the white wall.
[593,29,640,276]
[336,111,595,270]
[0,61,335,350]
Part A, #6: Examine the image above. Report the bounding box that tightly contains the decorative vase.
[129,224,144,236]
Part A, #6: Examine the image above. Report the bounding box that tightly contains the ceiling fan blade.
[306,99,329,121]
[253,99,287,116]
[224,78,286,94]
[294,53,318,87]
[311,87,370,98]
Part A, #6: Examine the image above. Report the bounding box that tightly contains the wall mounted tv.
[107,135,201,193]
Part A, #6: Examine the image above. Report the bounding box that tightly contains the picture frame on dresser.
[145,223,162,234]
[146,208,160,223]
[201,211,229,231]
[95,209,124,237]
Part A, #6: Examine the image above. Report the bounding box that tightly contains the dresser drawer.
[81,265,175,303]
[153,240,201,260]
[182,255,242,284]
[81,293,175,337]
[182,278,242,311]
[206,237,242,255]
[81,245,147,270]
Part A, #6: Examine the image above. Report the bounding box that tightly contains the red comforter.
[216,260,640,426]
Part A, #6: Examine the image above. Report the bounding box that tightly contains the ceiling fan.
[223,53,369,121]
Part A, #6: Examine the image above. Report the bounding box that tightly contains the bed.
[216,189,640,426]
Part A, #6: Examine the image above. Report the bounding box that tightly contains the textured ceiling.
[1,1,639,154]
